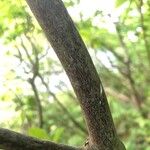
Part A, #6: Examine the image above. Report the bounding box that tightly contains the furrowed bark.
[25,0,126,149]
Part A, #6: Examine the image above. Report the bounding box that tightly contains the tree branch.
[0,128,81,150]
[25,0,125,149]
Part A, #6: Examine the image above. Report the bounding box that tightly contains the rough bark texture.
[0,128,81,150]
[25,0,125,149]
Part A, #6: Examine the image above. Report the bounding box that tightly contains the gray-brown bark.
[25,0,125,149]
[0,128,81,150]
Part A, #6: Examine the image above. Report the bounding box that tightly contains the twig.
[121,0,133,24]
[115,22,142,110]
[38,73,88,134]
[20,37,34,65]
[136,0,150,66]
[28,78,44,128]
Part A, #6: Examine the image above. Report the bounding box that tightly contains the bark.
[25,0,125,149]
[0,128,81,150]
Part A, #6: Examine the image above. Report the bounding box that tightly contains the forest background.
[0,0,150,149]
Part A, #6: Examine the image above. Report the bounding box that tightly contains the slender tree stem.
[25,0,125,149]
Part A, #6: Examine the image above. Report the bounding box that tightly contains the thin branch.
[115,22,142,109]
[25,34,39,61]
[13,93,32,127]
[105,87,129,103]
[24,32,87,133]
[24,34,40,78]
[126,67,142,109]
[15,45,31,69]
[20,37,34,65]
[101,45,125,63]
[20,36,43,127]
[0,128,81,150]
[39,46,49,60]
[136,0,150,66]
[28,78,44,128]
[115,23,129,54]
[21,31,85,132]
[38,73,88,134]
[121,0,133,24]
[14,46,23,63]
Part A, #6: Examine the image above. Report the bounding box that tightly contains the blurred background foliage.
[0,0,150,149]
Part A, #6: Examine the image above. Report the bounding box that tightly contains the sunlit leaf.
[28,127,50,140]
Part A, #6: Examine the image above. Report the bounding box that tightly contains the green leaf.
[50,127,64,142]
[115,0,126,7]
[27,127,50,140]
